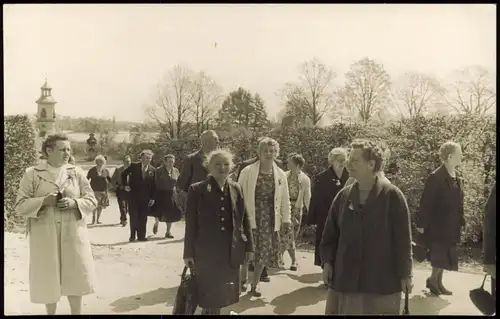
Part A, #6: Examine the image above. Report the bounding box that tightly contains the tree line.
[145,58,495,138]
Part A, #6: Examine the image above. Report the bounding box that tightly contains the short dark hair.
[288,153,305,168]
[350,139,384,172]
[42,133,69,156]
[164,154,175,160]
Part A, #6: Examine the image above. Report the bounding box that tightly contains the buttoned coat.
[183,178,254,266]
[320,177,413,294]
[308,167,349,266]
[14,162,98,304]
[177,150,209,192]
[183,178,254,308]
[416,165,465,244]
[238,161,291,231]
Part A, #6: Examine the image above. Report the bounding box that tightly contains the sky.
[3,4,496,122]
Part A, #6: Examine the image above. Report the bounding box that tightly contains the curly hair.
[204,148,235,171]
[350,139,385,172]
[439,141,461,162]
[257,137,280,158]
[41,133,69,156]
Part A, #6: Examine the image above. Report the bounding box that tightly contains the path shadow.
[87,223,121,229]
[270,286,327,314]
[110,286,178,313]
[228,294,268,314]
[284,272,323,285]
[156,238,185,245]
[407,293,451,315]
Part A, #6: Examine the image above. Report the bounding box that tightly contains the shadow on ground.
[270,286,327,314]
[407,293,451,315]
[110,286,178,313]
[284,272,323,285]
[227,294,268,314]
[88,223,122,229]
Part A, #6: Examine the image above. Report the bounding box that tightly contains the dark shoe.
[129,237,136,242]
[249,286,262,297]
[260,275,270,283]
[165,233,174,239]
[152,224,158,235]
[138,238,148,242]
[290,264,298,271]
[426,278,441,295]
[438,282,453,295]
[241,282,248,293]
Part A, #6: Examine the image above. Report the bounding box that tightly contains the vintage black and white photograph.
[3,4,496,316]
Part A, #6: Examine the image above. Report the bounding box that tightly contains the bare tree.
[336,58,391,123]
[279,58,336,126]
[445,66,496,116]
[392,71,446,117]
[146,65,195,140]
[192,71,223,138]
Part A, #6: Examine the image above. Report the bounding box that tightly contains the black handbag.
[172,266,198,315]
[469,275,496,316]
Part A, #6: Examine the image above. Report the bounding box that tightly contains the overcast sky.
[3,4,496,122]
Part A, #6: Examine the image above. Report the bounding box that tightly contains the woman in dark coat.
[151,154,182,238]
[416,141,465,296]
[183,149,254,315]
[307,147,349,269]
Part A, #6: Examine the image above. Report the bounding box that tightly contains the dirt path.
[4,195,490,315]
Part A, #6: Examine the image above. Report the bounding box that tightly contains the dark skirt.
[150,190,182,222]
[429,242,459,271]
[195,232,240,309]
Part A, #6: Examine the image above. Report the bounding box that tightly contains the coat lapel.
[348,176,384,210]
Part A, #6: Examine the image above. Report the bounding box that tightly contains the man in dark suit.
[235,155,284,283]
[177,130,219,210]
[483,182,496,300]
[122,149,156,242]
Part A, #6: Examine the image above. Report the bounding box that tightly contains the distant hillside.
[26,114,159,133]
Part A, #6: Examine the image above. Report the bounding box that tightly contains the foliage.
[217,88,270,132]
[279,58,337,126]
[337,58,392,123]
[4,115,38,232]
[55,116,150,133]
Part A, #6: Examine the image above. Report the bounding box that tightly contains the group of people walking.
[13,131,496,315]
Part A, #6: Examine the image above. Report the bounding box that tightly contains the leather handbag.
[469,275,495,316]
[172,266,198,315]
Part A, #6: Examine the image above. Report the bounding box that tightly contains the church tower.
[36,79,57,137]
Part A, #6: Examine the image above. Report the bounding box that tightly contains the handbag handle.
[480,274,488,289]
[181,264,195,278]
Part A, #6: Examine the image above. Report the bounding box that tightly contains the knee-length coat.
[14,162,98,304]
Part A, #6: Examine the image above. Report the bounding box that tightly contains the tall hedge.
[141,114,494,246]
[4,115,39,232]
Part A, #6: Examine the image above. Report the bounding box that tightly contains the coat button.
[221,197,224,200]
[221,227,225,231]
[221,207,225,211]
[221,217,225,221]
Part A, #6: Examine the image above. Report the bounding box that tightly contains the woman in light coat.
[280,153,311,271]
[14,134,98,315]
[238,137,291,297]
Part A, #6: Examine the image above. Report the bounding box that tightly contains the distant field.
[63,131,158,143]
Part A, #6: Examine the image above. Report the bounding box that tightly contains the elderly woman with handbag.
[14,134,98,315]
[86,154,112,224]
[183,149,254,315]
[280,153,311,271]
[238,137,292,297]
